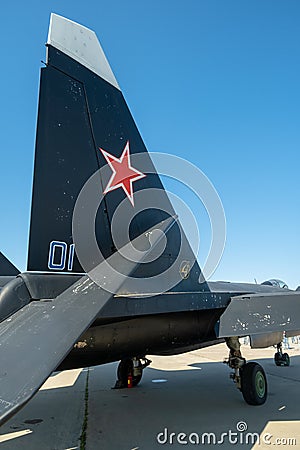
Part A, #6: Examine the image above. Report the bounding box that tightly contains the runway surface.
[0,343,299,449]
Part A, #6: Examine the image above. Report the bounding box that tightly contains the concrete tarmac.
[0,343,299,449]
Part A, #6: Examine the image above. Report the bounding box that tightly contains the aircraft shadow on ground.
[0,356,299,449]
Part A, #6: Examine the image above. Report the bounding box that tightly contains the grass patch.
[80,368,90,450]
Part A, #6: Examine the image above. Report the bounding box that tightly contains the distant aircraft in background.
[0,13,300,426]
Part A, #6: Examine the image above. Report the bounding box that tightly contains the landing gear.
[113,357,151,389]
[224,337,267,405]
[240,362,267,405]
[274,342,290,366]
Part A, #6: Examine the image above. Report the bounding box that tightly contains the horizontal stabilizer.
[218,291,300,338]
[0,218,172,426]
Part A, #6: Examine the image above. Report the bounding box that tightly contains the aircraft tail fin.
[27,14,208,294]
[0,253,19,276]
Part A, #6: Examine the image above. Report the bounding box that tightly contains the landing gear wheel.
[274,352,281,365]
[282,353,290,366]
[274,341,291,367]
[274,352,290,366]
[117,358,143,387]
[240,362,267,405]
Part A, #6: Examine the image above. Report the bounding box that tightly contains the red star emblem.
[100,141,146,206]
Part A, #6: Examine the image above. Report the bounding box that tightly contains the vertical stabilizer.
[27,14,208,294]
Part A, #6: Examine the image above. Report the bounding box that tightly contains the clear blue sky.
[1,1,299,288]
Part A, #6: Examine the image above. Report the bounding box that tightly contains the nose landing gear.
[274,342,290,366]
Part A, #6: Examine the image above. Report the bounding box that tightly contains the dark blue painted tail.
[27,14,208,294]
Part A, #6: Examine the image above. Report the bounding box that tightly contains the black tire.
[274,352,290,366]
[117,359,143,387]
[274,352,281,366]
[240,362,267,405]
[282,353,290,366]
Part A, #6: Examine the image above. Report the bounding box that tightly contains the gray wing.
[0,217,175,426]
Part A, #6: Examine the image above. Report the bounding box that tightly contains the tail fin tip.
[47,13,120,90]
